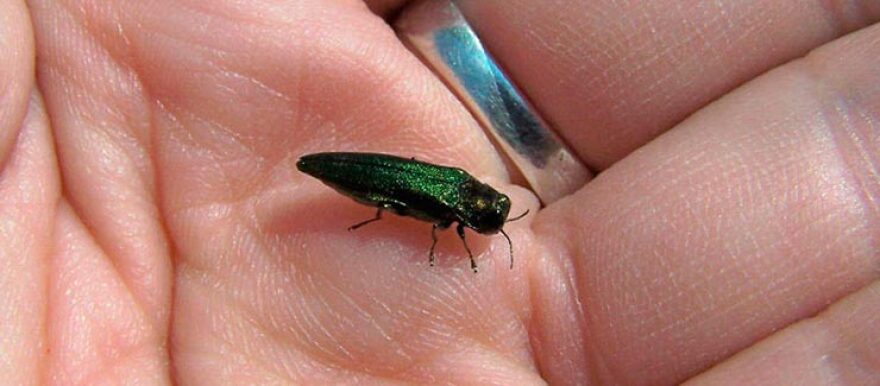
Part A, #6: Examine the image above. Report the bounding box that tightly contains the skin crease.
[0,0,877,385]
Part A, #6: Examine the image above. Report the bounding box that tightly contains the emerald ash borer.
[296,152,528,272]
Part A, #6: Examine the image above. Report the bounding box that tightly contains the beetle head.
[459,182,511,234]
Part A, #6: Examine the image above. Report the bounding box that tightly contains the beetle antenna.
[500,228,514,269]
[506,209,530,223]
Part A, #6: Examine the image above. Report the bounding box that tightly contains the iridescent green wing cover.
[296,152,472,225]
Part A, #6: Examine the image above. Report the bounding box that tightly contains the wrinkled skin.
[2,0,879,385]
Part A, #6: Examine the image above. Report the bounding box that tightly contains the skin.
[2,0,878,384]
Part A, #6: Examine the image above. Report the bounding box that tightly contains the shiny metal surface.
[395,0,591,203]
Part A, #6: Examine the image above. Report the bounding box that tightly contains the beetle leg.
[348,208,383,231]
[429,224,439,267]
[428,222,452,267]
[456,224,477,273]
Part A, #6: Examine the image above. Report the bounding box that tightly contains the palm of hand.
[2,1,878,385]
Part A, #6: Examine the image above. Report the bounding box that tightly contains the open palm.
[3,1,878,385]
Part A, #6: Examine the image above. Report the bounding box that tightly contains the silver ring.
[395,0,592,204]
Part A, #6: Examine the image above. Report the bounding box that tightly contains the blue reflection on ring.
[435,26,558,168]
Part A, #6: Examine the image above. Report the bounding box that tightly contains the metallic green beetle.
[296,152,527,272]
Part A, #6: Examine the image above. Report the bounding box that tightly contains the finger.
[364,0,406,16]
[532,23,880,385]
[0,95,59,385]
[0,0,33,169]
[46,202,170,384]
[31,0,177,327]
[456,0,880,169]
[684,280,880,385]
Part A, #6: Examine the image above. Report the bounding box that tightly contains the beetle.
[296,152,528,272]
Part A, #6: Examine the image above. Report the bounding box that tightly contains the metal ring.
[394,0,591,204]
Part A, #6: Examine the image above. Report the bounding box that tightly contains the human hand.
[2,0,878,384]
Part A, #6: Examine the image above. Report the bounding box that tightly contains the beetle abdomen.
[297,152,470,222]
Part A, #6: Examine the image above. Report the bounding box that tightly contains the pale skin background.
[1,0,879,384]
